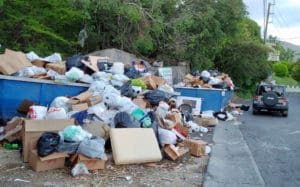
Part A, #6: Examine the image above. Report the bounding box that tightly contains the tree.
[217,42,271,91]
[0,0,85,56]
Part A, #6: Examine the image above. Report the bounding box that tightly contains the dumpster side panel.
[174,87,232,112]
[0,78,88,121]
[39,83,87,106]
[0,79,42,121]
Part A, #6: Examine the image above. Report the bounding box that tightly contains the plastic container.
[4,143,19,150]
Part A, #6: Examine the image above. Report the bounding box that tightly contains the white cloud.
[287,0,300,7]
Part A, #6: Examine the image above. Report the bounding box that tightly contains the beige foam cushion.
[110,128,162,165]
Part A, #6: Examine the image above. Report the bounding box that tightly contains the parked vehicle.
[252,84,288,117]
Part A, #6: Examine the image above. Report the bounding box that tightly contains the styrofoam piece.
[110,128,162,165]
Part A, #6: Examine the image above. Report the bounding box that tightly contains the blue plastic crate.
[0,75,88,121]
[174,87,232,112]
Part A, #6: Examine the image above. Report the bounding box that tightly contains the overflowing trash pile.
[0,49,223,176]
[175,69,234,90]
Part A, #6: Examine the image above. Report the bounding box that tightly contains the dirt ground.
[0,130,214,187]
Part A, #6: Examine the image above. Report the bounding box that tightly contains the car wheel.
[282,110,288,117]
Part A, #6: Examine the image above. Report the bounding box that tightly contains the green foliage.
[132,37,154,56]
[291,61,300,81]
[273,63,288,77]
[273,73,300,86]
[0,0,85,57]
[217,41,271,91]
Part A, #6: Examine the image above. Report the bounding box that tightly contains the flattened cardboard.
[71,103,89,112]
[68,90,92,105]
[132,98,148,109]
[70,154,107,170]
[46,63,66,75]
[22,119,75,162]
[5,117,24,132]
[87,96,102,107]
[31,60,46,67]
[0,49,32,75]
[110,128,162,165]
[29,150,68,172]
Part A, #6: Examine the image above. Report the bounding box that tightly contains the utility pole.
[264,2,272,43]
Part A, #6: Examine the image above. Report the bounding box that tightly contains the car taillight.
[282,97,288,102]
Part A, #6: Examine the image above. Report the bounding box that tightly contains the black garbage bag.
[37,132,60,157]
[144,90,172,106]
[66,54,85,71]
[120,80,137,98]
[114,112,141,128]
[66,55,94,74]
[97,61,113,71]
[125,71,142,79]
[191,69,200,76]
[147,111,160,144]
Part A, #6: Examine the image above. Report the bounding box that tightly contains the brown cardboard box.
[87,95,102,107]
[22,119,75,162]
[201,118,218,127]
[0,49,32,75]
[68,91,93,105]
[29,150,69,172]
[184,139,207,157]
[5,117,24,132]
[71,103,89,112]
[163,144,189,161]
[46,63,66,75]
[70,154,107,170]
[165,113,182,124]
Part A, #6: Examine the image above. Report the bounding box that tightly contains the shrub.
[291,61,300,81]
[272,63,288,77]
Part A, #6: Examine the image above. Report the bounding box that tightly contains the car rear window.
[258,85,284,96]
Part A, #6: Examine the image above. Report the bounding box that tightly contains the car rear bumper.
[252,103,288,111]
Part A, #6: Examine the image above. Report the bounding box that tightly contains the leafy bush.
[272,63,288,77]
[291,61,300,81]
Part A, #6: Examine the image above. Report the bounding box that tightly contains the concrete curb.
[203,122,265,187]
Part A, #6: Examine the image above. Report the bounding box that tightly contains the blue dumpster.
[174,87,232,112]
[0,75,89,121]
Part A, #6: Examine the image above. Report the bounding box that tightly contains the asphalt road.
[239,93,300,187]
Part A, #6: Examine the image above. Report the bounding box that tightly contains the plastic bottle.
[4,143,19,150]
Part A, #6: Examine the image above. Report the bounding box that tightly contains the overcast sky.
[243,0,300,46]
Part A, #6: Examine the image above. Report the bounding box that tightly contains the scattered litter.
[14,178,30,183]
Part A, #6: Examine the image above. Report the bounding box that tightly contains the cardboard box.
[29,150,69,172]
[46,63,66,75]
[68,91,93,105]
[174,123,189,138]
[184,139,207,157]
[201,118,218,127]
[70,154,107,170]
[0,49,32,75]
[71,103,89,112]
[22,119,75,162]
[163,144,189,161]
